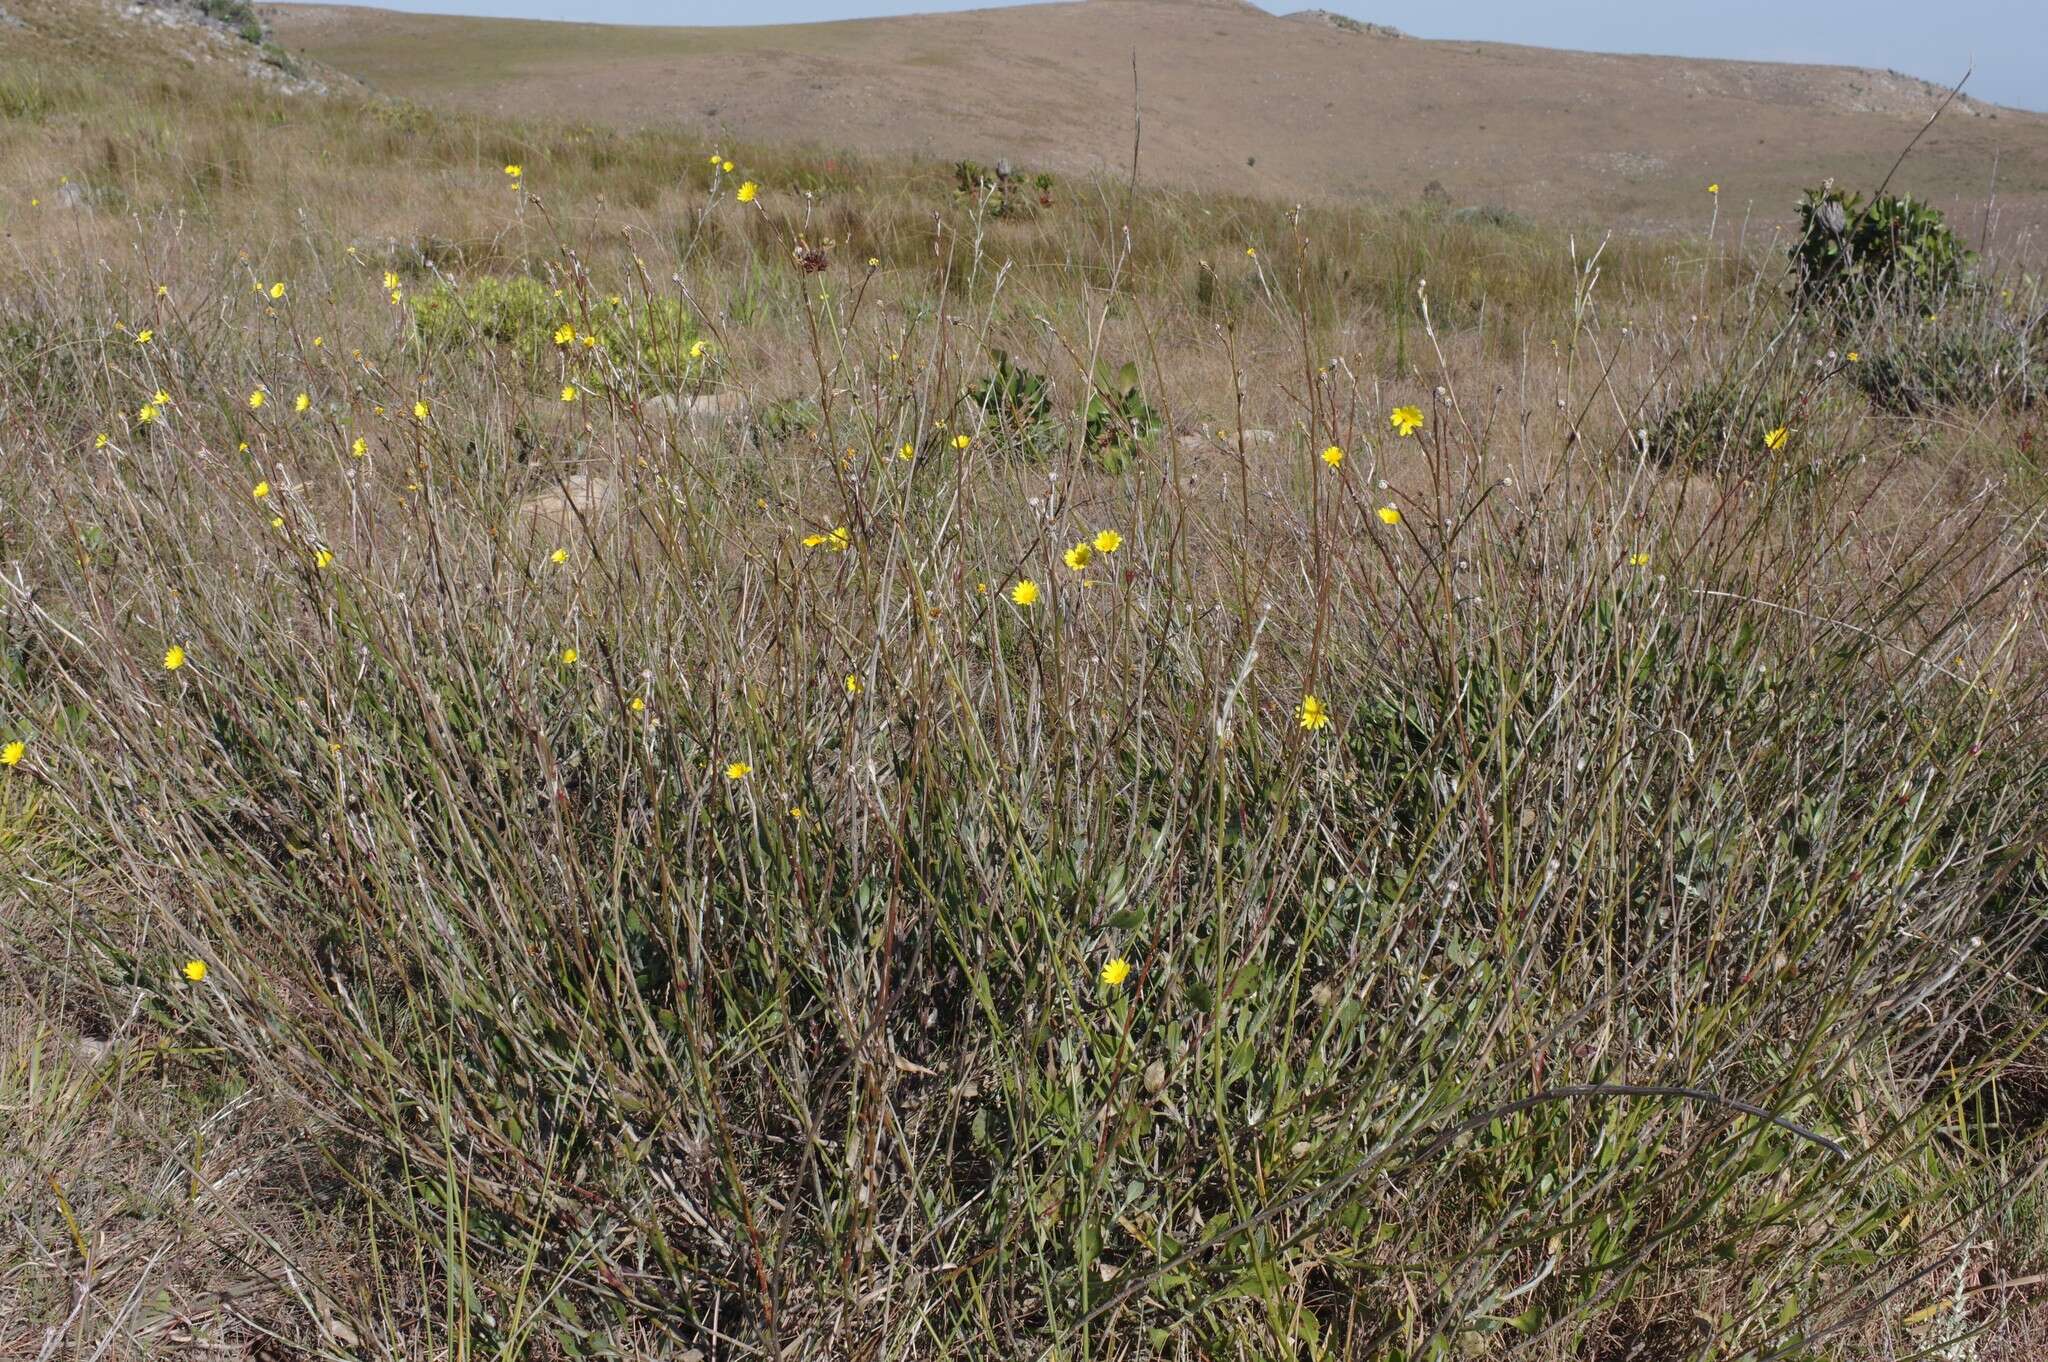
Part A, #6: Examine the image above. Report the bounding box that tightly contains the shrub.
[967,348,1057,453]
[411,276,697,390]
[1083,360,1161,471]
[1841,284,2044,414]
[1792,186,1974,312]
[1643,376,1789,472]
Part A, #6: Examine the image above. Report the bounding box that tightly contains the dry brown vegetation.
[4,1,2048,1357]
[262,0,2048,242]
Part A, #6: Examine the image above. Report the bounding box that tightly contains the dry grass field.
[4,0,2048,1357]
[262,0,2048,240]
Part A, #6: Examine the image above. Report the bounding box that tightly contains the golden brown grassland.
[4,4,2048,1357]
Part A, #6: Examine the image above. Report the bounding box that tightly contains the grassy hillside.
[262,0,2048,242]
[4,1,2048,1357]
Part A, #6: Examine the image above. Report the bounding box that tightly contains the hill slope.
[263,0,2048,240]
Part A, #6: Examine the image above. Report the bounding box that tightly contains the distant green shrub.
[952,159,1052,217]
[411,276,697,389]
[195,0,263,41]
[1083,360,1161,472]
[1792,187,1973,312]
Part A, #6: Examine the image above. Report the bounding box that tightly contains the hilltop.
[261,0,2048,241]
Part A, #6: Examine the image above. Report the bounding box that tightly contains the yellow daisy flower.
[1100,957,1131,987]
[1390,406,1424,437]
[1010,579,1040,606]
[1298,694,1330,731]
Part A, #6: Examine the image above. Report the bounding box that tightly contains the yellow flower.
[504,164,522,179]
[384,271,400,290]
[708,153,721,165]
[268,282,285,300]
[181,959,208,983]
[689,339,710,360]
[163,644,186,671]
[1100,957,1131,987]
[153,390,170,407]
[803,526,852,552]
[0,740,23,767]
[351,437,368,457]
[724,761,751,780]
[1847,350,1861,363]
[550,547,569,565]
[788,805,805,819]
[1628,551,1651,568]
[1245,246,1257,258]
[95,432,110,449]
[581,334,598,349]
[312,336,322,347]
[899,442,914,460]
[1763,426,1790,451]
[1708,183,1720,194]
[554,323,574,346]
[138,403,159,424]
[630,696,645,712]
[1390,406,1424,437]
[248,390,266,409]
[952,433,972,450]
[1063,542,1093,572]
[135,328,153,345]
[1092,529,1123,554]
[844,672,862,694]
[561,385,578,403]
[252,480,270,500]
[1377,505,1402,525]
[721,160,735,173]
[294,393,310,413]
[314,548,334,570]
[1321,444,1343,468]
[1298,694,1330,731]
[390,289,403,305]
[736,181,758,203]
[1010,579,1040,607]
[413,400,430,420]
[560,647,579,665]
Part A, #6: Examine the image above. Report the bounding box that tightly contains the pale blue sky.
[329,0,2047,111]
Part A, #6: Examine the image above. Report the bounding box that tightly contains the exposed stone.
[641,391,752,430]
[517,472,616,541]
[1178,426,1277,452]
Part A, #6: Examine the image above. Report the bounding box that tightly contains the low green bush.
[411,275,698,391]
